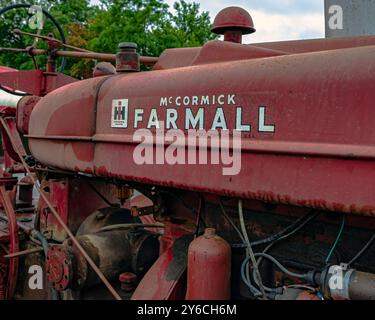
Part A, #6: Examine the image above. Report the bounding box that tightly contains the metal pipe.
[13,29,91,53]
[4,247,43,258]
[348,270,375,300]
[321,265,375,300]
[100,223,164,232]
[0,89,23,108]
[0,185,19,299]
[30,49,158,66]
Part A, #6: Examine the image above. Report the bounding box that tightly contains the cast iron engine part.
[46,228,159,291]
[76,206,142,236]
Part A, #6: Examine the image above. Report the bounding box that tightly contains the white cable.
[238,199,267,300]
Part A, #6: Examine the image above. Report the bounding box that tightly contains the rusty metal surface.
[153,47,200,70]
[0,70,77,96]
[0,117,25,165]
[116,42,140,72]
[155,40,287,70]
[155,35,375,70]
[132,235,192,300]
[46,245,72,291]
[4,247,43,259]
[192,41,287,65]
[27,42,375,216]
[254,34,375,53]
[0,181,19,299]
[93,62,116,77]
[39,178,118,241]
[16,96,41,134]
[29,48,158,66]
[2,4,375,301]
[212,6,256,43]
[349,271,375,300]
[119,272,137,292]
[48,229,159,291]
[212,7,255,35]
[185,228,231,300]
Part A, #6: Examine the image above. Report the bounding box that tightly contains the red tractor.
[0,4,374,300]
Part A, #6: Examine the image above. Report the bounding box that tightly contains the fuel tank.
[27,42,375,216]
[185,228,231,300]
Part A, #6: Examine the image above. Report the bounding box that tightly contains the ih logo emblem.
[111,99,128,128]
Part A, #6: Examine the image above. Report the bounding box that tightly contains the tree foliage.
[0,0,217,78]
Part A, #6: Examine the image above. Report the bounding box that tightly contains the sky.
[165,0,325,43]
[91,0,326,44]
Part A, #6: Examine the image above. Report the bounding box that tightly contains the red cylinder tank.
[185,228,231,300]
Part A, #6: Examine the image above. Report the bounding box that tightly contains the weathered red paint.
[154,35,375,70]
[27,42,375,216]
[0,65,24,297]
[27,48,158,66]
[192,41,287,65]
[2,4,375,301]
[185,228,231,300]
[0,70,77,96]
[46,245,71,291]
[16,96,41,134]
[211,6,256,43]
[0,117,26,169]
[0,66,16,73]
[255,35,375,54]
[212,7,256,35]
[119,272,137,292]
[39,178,118,241]
[0,173,19,299]
[131,242,187,300]
[159,222,192,255]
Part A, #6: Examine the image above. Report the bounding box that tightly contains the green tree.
[88,0,217,56]
[166,1,216,47]
[0,0,95,71]
[0,0,217,78]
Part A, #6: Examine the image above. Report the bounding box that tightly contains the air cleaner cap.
[116,42,140,72]
[211,6,256,35]
[118,42,138,50]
